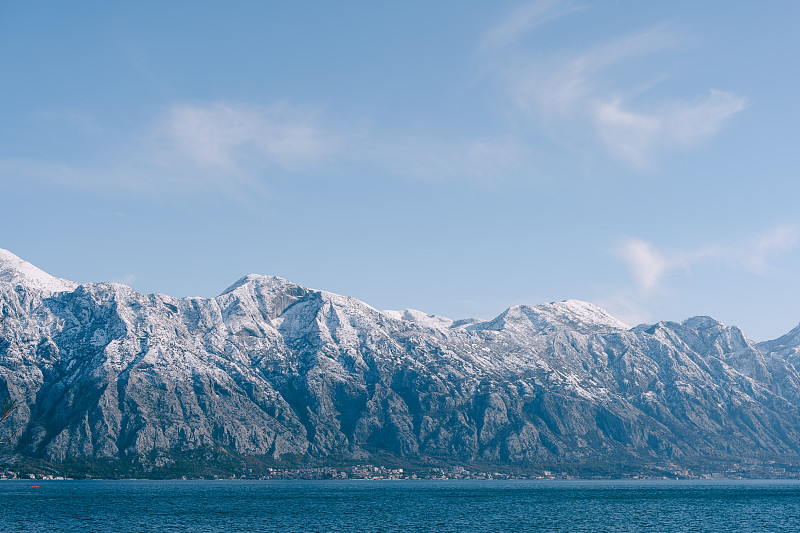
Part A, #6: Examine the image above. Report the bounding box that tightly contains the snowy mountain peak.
[536,299,630,330]
[0,248,78,295]
[681,315,724,330]
[216,273,310,321]
[381,308,455,331]
[218,273,299,297]
[759,322,800,353]
[472,299,629,334]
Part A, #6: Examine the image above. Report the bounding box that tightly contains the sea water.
[2,479,799,532]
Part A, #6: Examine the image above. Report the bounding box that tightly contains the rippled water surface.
[3,479,800,532]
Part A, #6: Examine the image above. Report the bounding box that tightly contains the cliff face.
[3,248,800,468]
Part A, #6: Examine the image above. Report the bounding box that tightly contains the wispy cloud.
[605,226,800,327]
[139,101,341,197]
[1,98,534,200]
[480,0,583,51]
[483,2,747,167]
[0,5,751,196]
[618,239,670,292]
[618,225,800,293]
[154,102,335,172]
[0,101,342,201]
[594,90,747,166]
[509,26,678,116]
[745,225,800,274]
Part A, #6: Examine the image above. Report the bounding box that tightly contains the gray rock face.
[3,248,800,468]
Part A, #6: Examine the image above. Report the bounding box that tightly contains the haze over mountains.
[2,248,800,475]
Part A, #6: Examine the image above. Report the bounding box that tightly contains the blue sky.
[2,1,799,340]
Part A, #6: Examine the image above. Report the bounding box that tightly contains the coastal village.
[2,459,798,481]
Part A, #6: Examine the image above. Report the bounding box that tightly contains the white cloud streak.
[747,225,800,274]
[618,239,669,292]
[156,102,334,172]
[510,27,679,116]
[0,5,752,196]
[484,2,747,167]
[152,104,535,188]
[0,99,532,200]
[480,0,583,51]
[618,225,800,293]
[0,102,342,201]
[594,90,748,166]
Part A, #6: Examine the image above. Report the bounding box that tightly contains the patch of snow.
[0,248,78,295]
[537,300,630,330]
[759,323,800,352]
[218,274,295,296]
[470,299,629,334]
[681,316,724,330]
[382,309,454,330]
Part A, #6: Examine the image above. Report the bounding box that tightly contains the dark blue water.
[2,479,799,532]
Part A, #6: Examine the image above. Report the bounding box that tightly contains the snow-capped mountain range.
[2,247,800,472]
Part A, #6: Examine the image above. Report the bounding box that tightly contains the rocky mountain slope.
[2,248,800,473]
